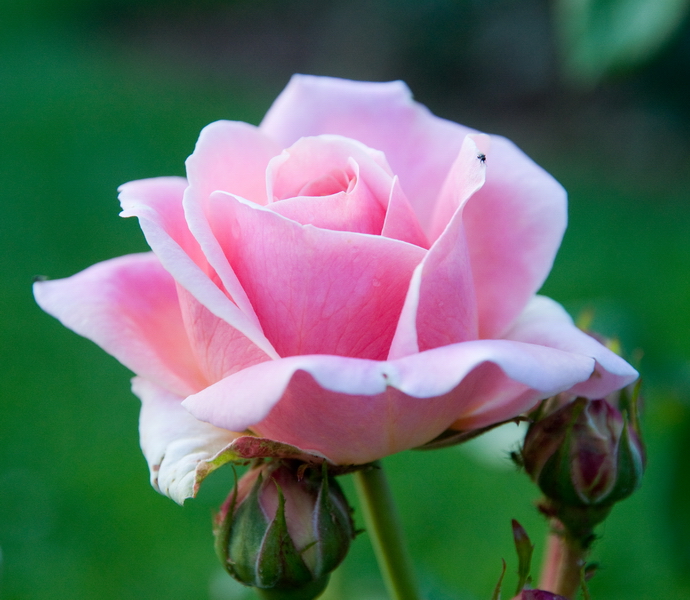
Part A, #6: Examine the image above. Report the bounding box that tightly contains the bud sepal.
[214,461,355,599]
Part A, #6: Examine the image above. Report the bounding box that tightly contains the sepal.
[214,461,354,599]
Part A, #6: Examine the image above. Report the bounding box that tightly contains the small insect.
[509,449,524,468]
[477,152,486,163]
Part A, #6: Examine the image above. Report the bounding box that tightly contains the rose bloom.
[35,75,637,503]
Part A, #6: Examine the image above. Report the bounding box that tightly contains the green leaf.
[554,0,690,85]
[511,520,533,594]
[490,559,506,600]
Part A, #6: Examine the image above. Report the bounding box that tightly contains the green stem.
[352,461,422,600]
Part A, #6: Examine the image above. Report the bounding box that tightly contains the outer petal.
[463,136,568,339]
[183,341,596,464]
[119,177,278,360]
[33,253,206,397]
[118,177,204,266]
[502,295,639,397]
[207,192,426,359]
[260,74,474,233]
[135,377,242,504]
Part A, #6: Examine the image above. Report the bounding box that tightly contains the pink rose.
[34,75,637,503]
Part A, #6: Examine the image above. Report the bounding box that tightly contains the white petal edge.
[135,377,242,504]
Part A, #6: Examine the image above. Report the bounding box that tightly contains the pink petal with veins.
[34,253,205,397]
[207,193,425,359]
[463,136,567,338]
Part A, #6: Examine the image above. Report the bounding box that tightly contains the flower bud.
[513,590,568,600]
[521,394,645,538]
[214,461,354,599]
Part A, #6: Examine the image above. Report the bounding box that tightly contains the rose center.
[295,167,356,198]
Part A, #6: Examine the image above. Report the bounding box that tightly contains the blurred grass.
[2,15,690,600]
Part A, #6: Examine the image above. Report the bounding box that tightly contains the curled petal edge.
[134,378,328,504]
[183,341,605,464]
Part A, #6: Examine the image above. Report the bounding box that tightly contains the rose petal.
[267,160,385,234]
[266,136,391,234]
[135,377,242,504]
[463,136,568,338]
[33,253,206,397]
[388,135,487,358]
[176,285,272,384]
[386,262,425,358]
[380,177,429,248]
[119,177,278,360]
[186,120,281,206]
[502,295,639,397]
[207,192,426,359]
[183,341,596,464]
[260,74,474,233]
[388,209,478,358]
[267,134,392,200]
[118,176,204,265]
[183,122,282,325]
[428,133,490,243]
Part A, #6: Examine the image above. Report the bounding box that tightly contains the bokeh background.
[2,1,690,598]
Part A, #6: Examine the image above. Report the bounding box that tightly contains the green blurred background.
[2,1,690,598]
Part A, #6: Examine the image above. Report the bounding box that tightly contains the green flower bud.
[214,461,354,600]
[521,395,645,538]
